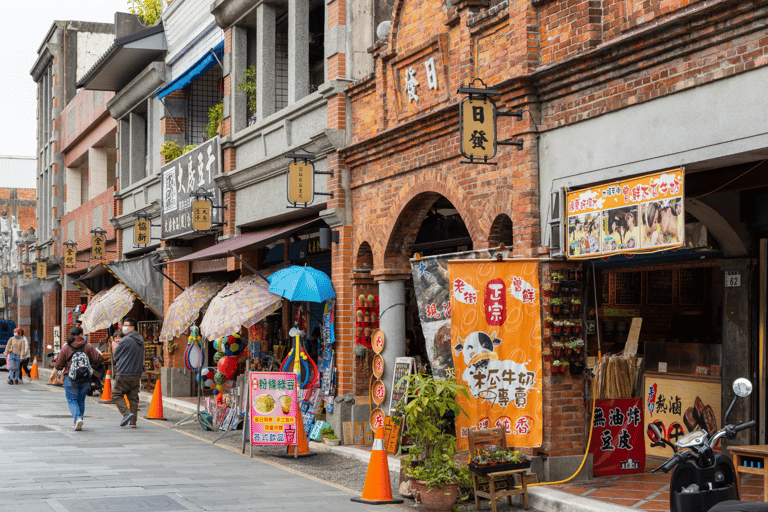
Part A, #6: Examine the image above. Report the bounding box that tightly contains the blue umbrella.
[267,265,336,303]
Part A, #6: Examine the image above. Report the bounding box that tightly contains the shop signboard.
[91,233,106,259]
[449,260,543,450]
[36,261,47,279]
[191,200,212,231]
[249,372,298,446]
[643,373,721,457]
[23,264,34,281]
[565,169,684,259]
[589,398,645,476]
[64,246,76,267]
[134,218,150,246]
[287,160,314,205]
[1,274,8,288]
[459,96,497,161]
[388,357,415,413]
[161,137,220,239]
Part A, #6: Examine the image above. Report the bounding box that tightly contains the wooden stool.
[468,426,531,511]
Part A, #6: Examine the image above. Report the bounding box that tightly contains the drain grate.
[3,425,55,432]
[58,495,188,512]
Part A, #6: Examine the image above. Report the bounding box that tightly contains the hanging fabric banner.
[449,259,543,450]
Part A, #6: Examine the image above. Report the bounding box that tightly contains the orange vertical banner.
[449,259,543,450]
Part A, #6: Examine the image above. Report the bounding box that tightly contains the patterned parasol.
[81,283,136,334]
[159,278,226,342]
[200,274,283,341]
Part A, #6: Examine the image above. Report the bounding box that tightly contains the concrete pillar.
[378,279,407,414]
[65,167,81,213]
[128,112,146,185]
[230,25,248,133]
[288,0,309,104]
[118,119,130,188]
[256,2,276,120]
[88,147,108,200]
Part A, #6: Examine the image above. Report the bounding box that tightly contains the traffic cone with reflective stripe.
[147,380,166,420]
[30,357,39,379]
[351,426,404,505]
[99,370,112,402]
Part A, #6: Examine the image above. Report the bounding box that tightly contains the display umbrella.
[159,278,227,342]
[267,265,336,303]
[200,274,283,341]
[81,283,136,334]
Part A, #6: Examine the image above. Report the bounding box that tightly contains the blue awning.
[157,41,224,100]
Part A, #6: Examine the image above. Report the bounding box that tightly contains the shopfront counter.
[643,371,722,458]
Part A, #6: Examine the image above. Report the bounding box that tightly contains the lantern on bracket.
[189,188,226,233]
[285,149,334,210]
[62,240,77,268]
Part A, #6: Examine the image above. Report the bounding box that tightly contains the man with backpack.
[112,318,144,428]
[54,327,104,431]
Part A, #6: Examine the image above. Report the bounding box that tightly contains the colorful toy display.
[199,367,216,390]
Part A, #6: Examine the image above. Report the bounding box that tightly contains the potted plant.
[571,298,581,314]
[551,359,563,374]
[206,102,223,140]
[571,338,584,353]
[396,374,471,512]
[572,322,582,335]
[561,361,571,374]
[542,348,551,362]
[552,341,564,358]
[550,298,563,314]
[237,63,258,124]
[544,316,553,328]
[563,320,573,335]
[542,284,551,298]
[354,344,367,357]
[550,272,563,292]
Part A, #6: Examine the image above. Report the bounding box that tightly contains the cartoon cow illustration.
[453,331,502,370]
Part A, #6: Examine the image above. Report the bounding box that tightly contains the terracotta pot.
[552,305,561,314]
[571,304,581,314]
[551,281,561,292]
[544,319,552,328]
[543,354,551,362]
[416,481,460,512]
[542,289,551,297]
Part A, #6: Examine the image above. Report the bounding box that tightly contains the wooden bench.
[468,426,532,511]
[730,444,768,501]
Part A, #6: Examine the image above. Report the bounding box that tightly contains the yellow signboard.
[64,246,77,267]
[1,274,9,288]
[459,97,496,161]
[192,200,212,231]
[91,234,106,259]
[134,218,151,246]
[23,265,34,281]
[287,161,314,204]
[565,169,684,259]
[36,261,47,279]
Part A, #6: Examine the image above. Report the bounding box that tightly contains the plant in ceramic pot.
[570,338,584,353]
[397,373,472,512]
[542,348,552,362]
[542,284,551,298]
[563,320,573,335]
[550,298,563,314]
[561,361,571,374]
[551,359,563,374]
[571,298,581,313]
[552,341,564,358]
[544,316,553,328]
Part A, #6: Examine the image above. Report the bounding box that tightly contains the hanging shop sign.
[449,259,543,450]
[565,169,685,259]
[161,137,221,239]
[36,261,47,279]
[287,160,314,205]
[370,408,386,430]
[191,199,212,231]
[91,233,106,259]
[643,373,721,458]
[589,398,645,476]
[372,380,387,406]
[371,329,385,354]
[249,372,299,446]
[64,245,77,268]
[134,218,151,246]
[23,264,34,281]
[1,274,9,288]
[372,354,384,379]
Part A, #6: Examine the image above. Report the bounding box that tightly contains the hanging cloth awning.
[106,253,165,318]
[157,41,224,100]
[200,272,283,341]
[159,278,227,342]
[81,283,136,335]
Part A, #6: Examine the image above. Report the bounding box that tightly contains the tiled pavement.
[554,458,766,511]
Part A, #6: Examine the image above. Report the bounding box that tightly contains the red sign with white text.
[589,398,645,476]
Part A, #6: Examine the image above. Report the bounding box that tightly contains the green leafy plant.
[550,298,563,306]
[571,298,581,305]
[320,425,334,436]
[161,140,197,163]
[396,374,471,490]
[237,64,258,113]
[324,433,339,440]
[127,0,164,27]
[206,102,223,140]
[551,272,564,281]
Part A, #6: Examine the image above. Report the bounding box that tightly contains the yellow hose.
[529,353,598,487]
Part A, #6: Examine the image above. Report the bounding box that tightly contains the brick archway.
[379,171,484,272]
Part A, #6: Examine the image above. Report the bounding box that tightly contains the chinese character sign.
[460,97,496,161]
[589,398,645,476]
[64,246,76,267]
[287,161,314,205]
[23,265,34,281]
[643,374,721,457]
[250,372,298,446]
[566,169,684,259]
[191,200,212,231]
[134,218,151,246]
[449,260,543,450]
[1,274,8,288]
[36,261,47,279]
[91,234,106,259]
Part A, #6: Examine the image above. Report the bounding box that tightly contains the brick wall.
[0,188,38,233]
[60,186,118,275]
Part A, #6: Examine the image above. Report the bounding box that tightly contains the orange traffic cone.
[99,370,112,402]
[284,409,316,458]
[21,366,28,377]
[147,380,166,420]
[30,357,39,379]
[351,426,404,505]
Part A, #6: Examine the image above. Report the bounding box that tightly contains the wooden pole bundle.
[594,353,640,399]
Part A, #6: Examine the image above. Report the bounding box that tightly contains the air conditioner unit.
[548,189,564,258]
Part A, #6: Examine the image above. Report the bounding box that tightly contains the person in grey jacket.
[112,317,144,427]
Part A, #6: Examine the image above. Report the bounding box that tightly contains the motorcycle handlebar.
[734,420,756,433]
[652,452,683,473]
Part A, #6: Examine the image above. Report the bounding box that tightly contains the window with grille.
[187,66,223,146]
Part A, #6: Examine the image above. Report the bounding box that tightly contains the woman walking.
[15,329,30,383]
[54,327,104,431]
[5,328,26,385]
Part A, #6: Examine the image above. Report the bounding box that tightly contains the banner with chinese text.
[566,169,684,259]
[643,374,721,457]
[249,372,298,446]
[449,260,543,450]
[589,398,645,476]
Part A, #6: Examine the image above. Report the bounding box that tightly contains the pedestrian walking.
[54,327,104,431]
[16,329,31,383]
[112,318,144,428]
[5,328,26,385]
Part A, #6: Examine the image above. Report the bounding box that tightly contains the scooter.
[651,378,768,512]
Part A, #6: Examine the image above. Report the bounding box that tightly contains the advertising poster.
[449,260,543,450]
[590,398,645,476]
[249,372,298,446]
[643,374,721,457]
[566,169,684,259]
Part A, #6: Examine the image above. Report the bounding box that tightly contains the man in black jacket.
[112,317,144,427]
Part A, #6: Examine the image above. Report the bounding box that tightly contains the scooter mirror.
[733,378,753,398]
[650,422,663,441]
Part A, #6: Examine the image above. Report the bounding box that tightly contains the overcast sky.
[1,1,126,188]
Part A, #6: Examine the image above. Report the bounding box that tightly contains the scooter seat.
[709,501,768,512]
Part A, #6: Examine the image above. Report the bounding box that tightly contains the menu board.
[679,268,706,306]
[647,270,674,305]
[249,372,298,446]
[615,272,642,305]
[589,398,645,476]
[566,169,684,259]
[388,357,415,412]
